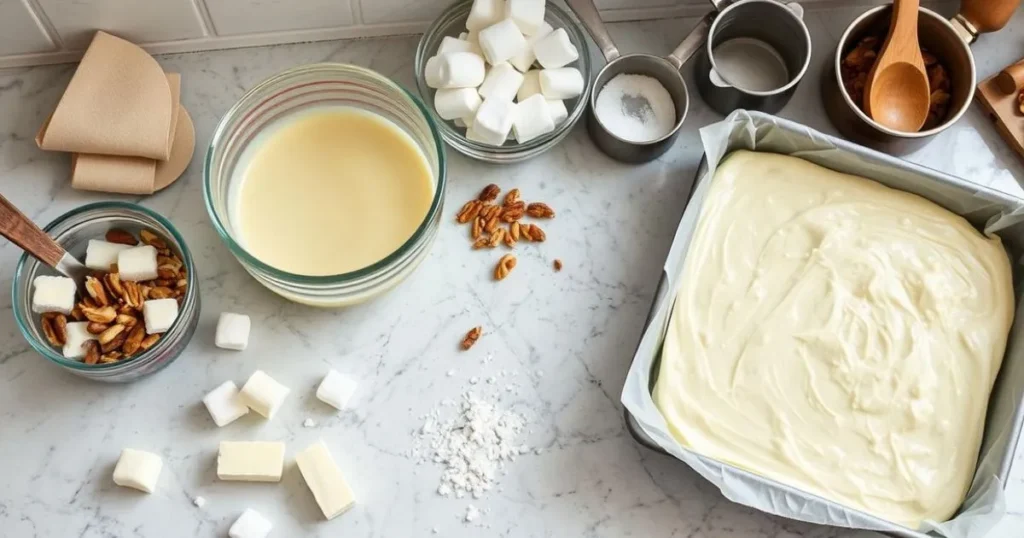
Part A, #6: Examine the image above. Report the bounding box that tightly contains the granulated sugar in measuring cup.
[594,74,677,143]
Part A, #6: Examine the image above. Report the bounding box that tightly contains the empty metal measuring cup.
[566,0,715,163]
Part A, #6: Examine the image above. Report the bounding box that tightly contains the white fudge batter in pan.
[654,151,1014,528]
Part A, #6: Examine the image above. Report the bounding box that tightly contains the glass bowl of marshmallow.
[415,0,592,163]
[11,202,200,382]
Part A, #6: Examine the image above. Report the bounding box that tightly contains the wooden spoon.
[0,193,90,288]
[863,0,930,132]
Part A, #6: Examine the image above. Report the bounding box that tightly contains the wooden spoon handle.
[0,193,65,268]
[958,0,1020,34]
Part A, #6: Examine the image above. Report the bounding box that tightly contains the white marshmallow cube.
[32,275,76,315]
[112,448,163,493]
[216,312,251,350]
[467,0,505,31]
[478,62,524,102]
[548,98,569,124]
[229,509,272,538]
[434,87,483,120]
[517,69,542,101]
[240,370,290,419]
[63,321,97,359]
[513,94,556,143]
[317,370,358,411]
[437,52,486,89]
[472,97,517,145]
[540,67,584,99]
[505,0,545,35]
[117,245,158,282]
[437,35,475,55]
[424,56,444,89]
[478,18,527,65]
[203,381,249,427]
[534,28,579,68]
[85,240,130,271]
[454,116,472,129]
[509,21,553,72]
[142,298,178,335]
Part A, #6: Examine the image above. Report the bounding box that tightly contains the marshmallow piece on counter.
[117,245,158,281]
[472,97,517,145]
[229,509,272,538]
[478,62,524,102]
[517,69,542,101]
[113,448,163,493]
[513,94,556,143]
[317,370,358,411]
[547,98,569,124]
[436,52,486,89]
[216,312,251,350]
[509,21,553,72]
[217,441,285,482]
[142,298,178,334]
[296,440,357,520]
[534,28,579,68]
[505,0,546,35]
[85,240,131,271]
[240,370,290,419]
[478,18,528,65]
[540,67,584,99]
[467,0,506,31]
[203,381,249,427]
[32,275,76,315]
[434,87,483,121]
[63,322,97,359]
[437,35,475,55]
[424,56,444,89]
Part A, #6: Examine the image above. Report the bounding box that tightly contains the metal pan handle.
[665,9,715,71]
[564,0,620,62]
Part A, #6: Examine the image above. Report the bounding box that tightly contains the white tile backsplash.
[0,0,875,68]
[0,1,55,55]
[206,0,354,35]
[36,0,206,49]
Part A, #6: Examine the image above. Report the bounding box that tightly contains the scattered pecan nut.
[526,203,555,218]
[456,200,483,224]
[83,341,100,365]
[494,254,517,280]
[41,315,62,347]
[471,216,483,240]
[461,326,482,350]
[503,188,521,206]
[478,184,500,202]
[139,229,168,250]
[554,259,563,272]
[488,228,506,248]
[105,228,139,246]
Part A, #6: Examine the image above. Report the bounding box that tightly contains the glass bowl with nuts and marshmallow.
[415,0,593,163]
[12,202,200,382]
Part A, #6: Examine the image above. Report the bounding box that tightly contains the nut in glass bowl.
[12,202,200,383]
[414,0,593,163]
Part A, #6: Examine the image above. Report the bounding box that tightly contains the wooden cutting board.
[976,71,1024,161]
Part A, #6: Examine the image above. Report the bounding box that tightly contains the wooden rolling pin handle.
[996,60,1024,94]
[957,0,1020,35]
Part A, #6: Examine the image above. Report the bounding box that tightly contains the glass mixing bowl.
[203,63,446,307]
[12,202,200,383]
[415,0,593,163]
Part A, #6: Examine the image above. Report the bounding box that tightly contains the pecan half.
[504,226,517,248]
[139,334,161,351]
[140,229,168,249]
[116,314,138,327]
[98,324,125,346]
[510,221,521,241]
[105,229,138,246]
[52,314,68,343]
[521,223,546,242]
[456,200,483,224]
[147,286,175,300]
[501,202,525,222]
[103,272,123,298]
[478,184,500,202]
[461,326,482,350]
[81,305,117,324]
[85,276,109,306]
[99,352,122,364]
[554,259,563,271]
[70,304,85,321]
[488,228,506,248]
[123,325,146,356]
[101,331,127,354]
[526,202,555,218]
[484,213,500,233]
[471,216,483,240]
[86,322,109,335]
[472,236,491,249]
[157,266,178,280]
[41,315,62,347]
[503,188,520,206]
[494,254,517,280]
[83,341,100,365]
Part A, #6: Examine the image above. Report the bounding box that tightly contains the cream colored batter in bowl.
[654,150,1014,529]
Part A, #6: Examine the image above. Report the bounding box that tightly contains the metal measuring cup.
[566,0,715,163]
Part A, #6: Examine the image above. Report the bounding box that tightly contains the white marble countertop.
[1,4,1023,537]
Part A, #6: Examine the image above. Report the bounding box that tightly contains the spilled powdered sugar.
[412,392,528,502]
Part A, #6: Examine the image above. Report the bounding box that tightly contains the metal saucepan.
[822,0,1019,155]
[566,0,715,163]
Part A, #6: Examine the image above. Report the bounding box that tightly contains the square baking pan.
[622,111,1024,538]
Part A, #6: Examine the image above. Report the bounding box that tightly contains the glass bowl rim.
[12,201,197,371]
[202,63,448,285]
[413,0,593,156]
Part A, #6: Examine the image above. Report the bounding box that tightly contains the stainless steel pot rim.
[833,5,977,139]
[588,54,692,146]
[705,0,812,97]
